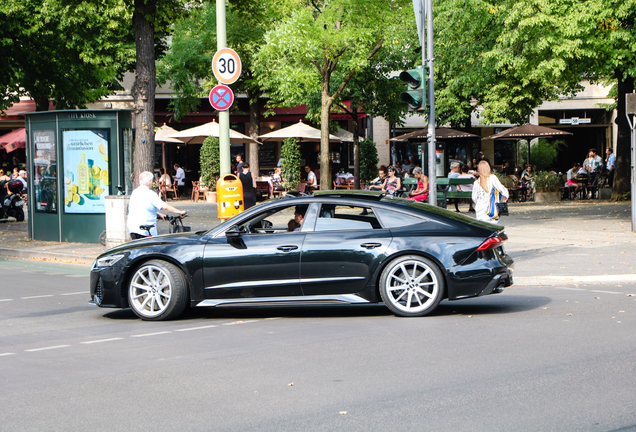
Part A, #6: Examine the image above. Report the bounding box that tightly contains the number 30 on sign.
[212,48,242,85]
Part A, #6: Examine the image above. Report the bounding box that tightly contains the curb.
[0,247,95,265]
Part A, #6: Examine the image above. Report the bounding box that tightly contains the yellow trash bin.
[216,174,244,219]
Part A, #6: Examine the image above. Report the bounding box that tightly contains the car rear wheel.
[128,260,188,321]
[380,255,444,317]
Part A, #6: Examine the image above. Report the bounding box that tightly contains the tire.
[128,260,189,321]
[99,230,107,246]
[15,208,24,222]
[379,255,445,317]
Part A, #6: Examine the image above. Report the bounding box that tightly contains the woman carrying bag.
[472,161,509,224]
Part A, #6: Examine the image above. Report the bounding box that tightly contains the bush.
[360,138,379,185]
[531,139,563,171]
[280,137,301,190]
[200,136,220,189]
[534,171,560,192]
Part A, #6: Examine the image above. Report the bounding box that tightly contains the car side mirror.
[225,226,245,238]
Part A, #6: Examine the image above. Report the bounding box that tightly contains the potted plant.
[280,137,301,191]
[533,170,561,203]
[200,136,220,203]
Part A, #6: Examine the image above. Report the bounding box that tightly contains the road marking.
[60,291,89,296]
[0,298,13,302]
[590,290,623,294]
[25,345,71,352]
[555,287,586,291]
[0,352,16,357]
[516,274,636,286]
[223,320,259,326]
[66,275,87,278]
[81,338,124,344]
[20,295,54,299]
[175,325,218,332]
[130,331,172,338]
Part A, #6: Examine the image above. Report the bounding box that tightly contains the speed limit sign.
[212,48,242,85]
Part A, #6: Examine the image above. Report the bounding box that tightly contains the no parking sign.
[209,85,234,111]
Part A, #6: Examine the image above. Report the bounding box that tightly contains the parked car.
[89,191,513,320]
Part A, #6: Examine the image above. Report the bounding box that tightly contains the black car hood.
[96,232,206,259]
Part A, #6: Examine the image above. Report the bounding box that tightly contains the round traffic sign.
[209,85,234,111]
[212,48,242,85]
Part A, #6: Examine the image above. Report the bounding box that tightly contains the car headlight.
[94,254,125,268]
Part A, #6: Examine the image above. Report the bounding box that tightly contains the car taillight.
[476,235,505,251]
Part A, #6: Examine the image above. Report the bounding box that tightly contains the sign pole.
[216,0,230,176]
[627,94,636,232]
[425,0,437,206]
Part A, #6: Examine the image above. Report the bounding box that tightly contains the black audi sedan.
[90,191,513,321]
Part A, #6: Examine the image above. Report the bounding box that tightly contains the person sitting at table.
[566,162,583,198]
[406,167,428,202]
[301,166,319,191]
[381,166,401,195]
[520,164,535,202]
[158,168,172,187]
[369,168,386,191]
[270,167,284,198]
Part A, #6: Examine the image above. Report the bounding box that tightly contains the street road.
[1,255,635,431]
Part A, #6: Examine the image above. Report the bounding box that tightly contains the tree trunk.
[614,73,633,199]
[247,89,260,177]
[131,0,157,186]
[320,74,332,190]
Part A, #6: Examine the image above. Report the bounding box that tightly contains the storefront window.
[62,129,110,214]
[32,129,57,213]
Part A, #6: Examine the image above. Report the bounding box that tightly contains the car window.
[314,205,382,231]
[374,207,428,228]
[235,205,303,234]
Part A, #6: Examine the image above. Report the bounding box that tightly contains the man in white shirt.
[302,166,318,190]
[127,171,186,239]
[173,163,185,196]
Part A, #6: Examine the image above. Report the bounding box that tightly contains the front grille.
[94,277,104,306]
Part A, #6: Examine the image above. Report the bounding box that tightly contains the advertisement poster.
[62,130,110,214]
[33,129,57,213]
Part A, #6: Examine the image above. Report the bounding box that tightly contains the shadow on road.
[100,293,551,321]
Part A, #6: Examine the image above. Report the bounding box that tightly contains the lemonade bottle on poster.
[78,154,89,194]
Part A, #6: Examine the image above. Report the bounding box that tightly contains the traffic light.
[399,66,427,112]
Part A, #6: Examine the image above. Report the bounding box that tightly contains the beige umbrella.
[154,123,183,179]
[167,120,261,144]
[333,127,364,143]
[259,120,341,142]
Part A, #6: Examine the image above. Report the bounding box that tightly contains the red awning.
[0,128,26,153]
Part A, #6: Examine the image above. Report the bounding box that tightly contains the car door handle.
[360,243,382,250]
[277,245,298,252]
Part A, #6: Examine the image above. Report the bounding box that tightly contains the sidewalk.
[0,200,634,285]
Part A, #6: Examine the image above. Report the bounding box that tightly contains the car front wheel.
[128,260,188,321]
[379,255,444,317]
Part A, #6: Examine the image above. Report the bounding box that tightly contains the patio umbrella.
[482,124,573,166]
[0,128,26,153]
[482,124,573,140]
[154,123,183,177]
[259,120,341,142]
[390,127,479,142]
[167,120,261,144]
[333,127,365,143]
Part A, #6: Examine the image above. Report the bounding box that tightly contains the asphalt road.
[1,256,635,431]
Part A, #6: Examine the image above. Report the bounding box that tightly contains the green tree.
[200,136,220,189]
[434,0,636,197]
[0,0,134,112]
[531,139,563,171]
[255,0,413,189]
[280,137,301,190]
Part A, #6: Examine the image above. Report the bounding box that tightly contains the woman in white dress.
[471,161,509,224]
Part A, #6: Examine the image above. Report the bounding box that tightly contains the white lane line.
[81,338,124,344]
[555,287,586,291]
[222,320,259,326]
[25,345,71,352]
[0,298,14,302]
[20,295,54,299]
[590,290,623,294]
[0,352,16,357]
[175,325,218,332]
[59,291,90,296]
[130,331,172,338]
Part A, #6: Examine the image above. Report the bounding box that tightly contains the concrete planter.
[205,191,218,203]
[534,191,560,203]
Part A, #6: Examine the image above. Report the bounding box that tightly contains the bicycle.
[137,213,189,238]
